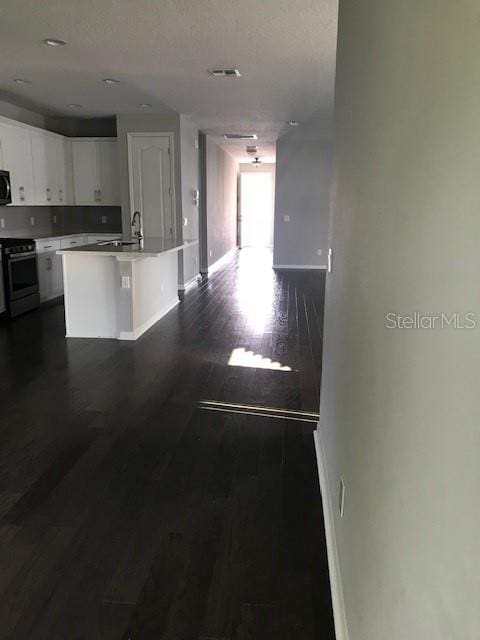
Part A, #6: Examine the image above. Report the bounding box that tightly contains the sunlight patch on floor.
[228,347,292,371]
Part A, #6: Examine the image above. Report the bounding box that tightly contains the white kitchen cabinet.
[0,121,35,205]
[72,138,120,206]
[56,138,68,205]
[36,239,63,302]
[31,130,59,205]
[60,236,87,249]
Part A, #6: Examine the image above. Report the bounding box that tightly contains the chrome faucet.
[131,210,143,242]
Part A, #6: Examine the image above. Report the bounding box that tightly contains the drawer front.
[60,236,87,249]
[36,239,61,254]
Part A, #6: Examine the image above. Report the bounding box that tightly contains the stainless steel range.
[0,238,40,318]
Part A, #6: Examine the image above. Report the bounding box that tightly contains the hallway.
[0,249,333,639]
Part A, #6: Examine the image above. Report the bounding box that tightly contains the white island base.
[59,239,195,340]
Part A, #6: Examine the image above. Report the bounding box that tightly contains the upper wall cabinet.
[71,138,120,206]
[0,122,35,205]
[30,130,62,205]
[0,116,119,207]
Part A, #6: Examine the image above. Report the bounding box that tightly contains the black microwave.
[0,170,12,205]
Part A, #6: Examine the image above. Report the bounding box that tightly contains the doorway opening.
[239,170,274,249]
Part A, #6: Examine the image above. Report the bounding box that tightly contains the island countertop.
[57,237,198,258]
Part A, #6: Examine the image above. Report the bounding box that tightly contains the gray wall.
[205,137,238,269]
[116,111,182,240]
[178,115,200,287]
[273,121,332,268]
[320,1,480,639]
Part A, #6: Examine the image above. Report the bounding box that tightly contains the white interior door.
[128,134,174,239]
[240,172,274,248]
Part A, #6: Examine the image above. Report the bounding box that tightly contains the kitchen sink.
[97,240,138,247]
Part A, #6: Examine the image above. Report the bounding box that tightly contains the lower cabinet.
[36,235,121,302]
[38,250,63,302]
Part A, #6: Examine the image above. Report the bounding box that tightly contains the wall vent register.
[209,68,241,77]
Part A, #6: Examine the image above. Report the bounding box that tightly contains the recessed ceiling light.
[44,38,67,47]
[139,103,152,108]
[288,120,301,127]
[67,103,82,108]
[14,78,32,85]
[103,78,120,84]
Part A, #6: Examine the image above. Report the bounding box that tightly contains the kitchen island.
[58,238,198,340]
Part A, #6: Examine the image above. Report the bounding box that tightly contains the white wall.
[320,2,480,639]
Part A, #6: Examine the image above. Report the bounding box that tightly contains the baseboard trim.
[119,298,179,341]
[208,247,238,275]
[273,264,327,270]
[178,274,199,292]
[314,428,349,640]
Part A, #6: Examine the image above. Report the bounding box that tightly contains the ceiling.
[0,0,338,162]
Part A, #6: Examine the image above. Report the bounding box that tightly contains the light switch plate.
[30,216,35,226]
[0,219,4,229]
[317,249,322,256]
[283,215,290,222]
[101,215,107,224]
[184,217,188,226]
[121,276,130,289]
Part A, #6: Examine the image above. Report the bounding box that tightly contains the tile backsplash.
[52,207,122,234]
[0,205,122,237]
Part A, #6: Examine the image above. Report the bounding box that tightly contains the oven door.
[6,253,39,300]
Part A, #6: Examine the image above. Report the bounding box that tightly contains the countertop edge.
[56,239,198,259]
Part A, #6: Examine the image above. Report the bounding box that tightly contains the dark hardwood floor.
[0,248,334,640]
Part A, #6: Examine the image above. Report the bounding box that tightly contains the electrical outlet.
[317,249,323,256]
[195,255,198,264]
[0,218,5,229]
[52,215,57,224]
[209,249,212,257]
[339,478,345,517]
[184,217,188,226]
[101,215,107,224]
[30,216,35,226]
[283,214,290,222]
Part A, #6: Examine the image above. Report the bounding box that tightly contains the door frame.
[126,131,176,240]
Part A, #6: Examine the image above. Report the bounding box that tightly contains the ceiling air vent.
[209,68,242,77]
[246,145,258,155]
[223,133,258,140]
